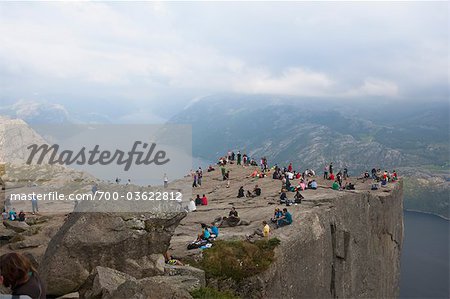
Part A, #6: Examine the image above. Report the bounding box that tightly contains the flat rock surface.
[169,163,397,259]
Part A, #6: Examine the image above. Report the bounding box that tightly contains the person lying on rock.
[276,208,293,228]
[164,251,184,266]
[344,182,355,190]
[0,252,46,299]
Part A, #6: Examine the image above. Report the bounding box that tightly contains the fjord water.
[400,210,449,298]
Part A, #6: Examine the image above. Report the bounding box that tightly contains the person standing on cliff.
[192,173,198,188]
[263,220,270,238]
[237,151,242,165]
[323,164,328,179]
[197,167,203,186]
[164,173,168,188]
[329,162,333,175]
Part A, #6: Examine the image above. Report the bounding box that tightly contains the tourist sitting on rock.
[218,207,241,227]
[187,198,197,212]
[271,208,283,223]
[197,223,212,241]
[380,178,387,187]
[364,171,370,179]
[201,194,208,205]
[195,195,202,206]
[280,192,288,204]
[331,180,339,190]
[294,191,304,203]
[371,183,379,190]
[237,186,245,198]
[272,171,280,180]
[253,185,261,196]
[18,210,25,222]
[0,252,46,299]
[247,221,270,242]
[251,170,259,178]
[1,209,7,221]
[392,170,398,181]
[332,180,340,190]
[277,208,293,228]
[164,251,184,266]
[209,222,219,238]
[229,207,238,218]
[297,180,306,191]
[207,165,215,172]
[8,209,17,221]
[309,180,318,190]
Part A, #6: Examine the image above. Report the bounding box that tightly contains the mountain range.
[169,95,449,218]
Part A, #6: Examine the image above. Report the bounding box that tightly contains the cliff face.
[170,165,404,299]
[256,182,403,298]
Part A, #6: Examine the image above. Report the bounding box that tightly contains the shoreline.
[403,208,449,221]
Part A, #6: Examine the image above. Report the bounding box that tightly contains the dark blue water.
[400,210,449,298]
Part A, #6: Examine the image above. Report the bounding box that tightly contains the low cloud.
[345,78,399,97]
[233,67,335,96]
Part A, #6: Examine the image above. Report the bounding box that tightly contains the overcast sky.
[0,2,448,121]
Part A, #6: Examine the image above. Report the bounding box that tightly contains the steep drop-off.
[170,165,404,298]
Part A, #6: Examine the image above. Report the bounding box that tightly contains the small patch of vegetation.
[191,287,238,299]
[198,238,280,282]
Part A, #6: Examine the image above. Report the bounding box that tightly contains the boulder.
[0,225,17,241]
[8,238,43,250]
[164,265,206,287]
[23,252,40,269]
[3,220,30,233]
[25,216,50,226]
[79,266,134,299]
[39,212,186,297]
[80,267,202,299]
[56,293,79,299]
[111,275,199,299]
